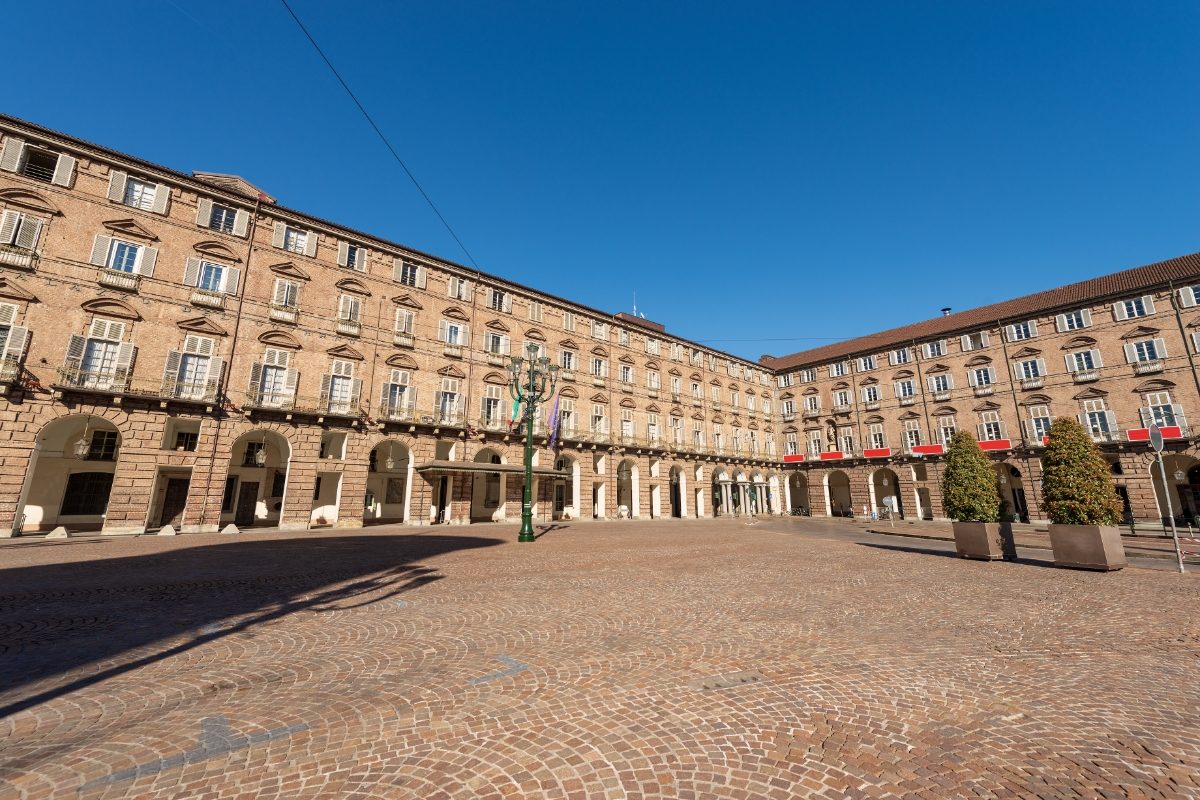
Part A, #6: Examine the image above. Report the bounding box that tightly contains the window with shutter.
[273,279,299,309]
[0,210,43,254]
[394,308,415,334]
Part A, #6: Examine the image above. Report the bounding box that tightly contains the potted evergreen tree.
[1041,417,1126,570]
[943,431,1004,560]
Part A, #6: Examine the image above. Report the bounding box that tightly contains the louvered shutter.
[272,221,286,249]
[960,334,971,351]
[1005,324,1016,342]
[463,280,474,302]
[1065,353,1076,372]
[138,246,158,277]
[350,378,362,407]
[186,335,214,356]
[967,370,977,387]
[150,184,170,215]
[206,358,225,395]
[1055,314,1068,333]
[223,266,241,294]
[232,209,249,237]
[1081,308,1092,327]
[461,324,470,346]
[248,362,263,394]
[107,170,127,202]
[1092,348,1103,368]
[14,217,41,250]
[64,334,86,370]
[1027,320,1038,338]
[1,325,29,362]
[51,154,76,187]
[1112,301,1128,321]
[1139,407,1153,428]
[1179,287,1197,308]
[113,342,136,380]
[89,235,112,266]
[1143,295,1156,315]
[0,137,24,172]
[1193,332,1200,353]
[392,257,404,282]
[438,320,448,342]
[1011,362,1023,379]
[416,266,427,289]
[337,241,349,267]
[0,303,15,324]
[303,231,317,258]
[354,248,367,272]
[1154,337,1167,358]
[503,294,513,313]
[283,367,299,399]
[183,257,201,287]
[1105,411,1117,432]
[196,197,212,227]
[1036,358,1046,376]
[1123,343,1137,363]
[986,367,996,383]
[0,211,18,244]
[319,373,332,402]
[163,350,183,384]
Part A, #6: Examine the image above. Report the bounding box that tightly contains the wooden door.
[159,478,190,527]
[235,482,260,527]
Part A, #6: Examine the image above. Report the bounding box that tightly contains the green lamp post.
[507,343,559,542]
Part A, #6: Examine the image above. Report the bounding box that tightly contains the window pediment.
[858,376,878,385]
[1134,378,1175,393]
[646,360,660,370]
[670,405,684,416]
[483,371,508,385]
[591,346,609,357]
[590,392,608,403]
[924,363,950,374]
[392,294,423,310]
[335,277,371,297]
[619,354,635,364]
[668,367,681,376]
[712,414,724,424]
[1120,325,1160,340]
[964,355,992,367]
[524,328,545,341]
[893,369,915,378]
[101,218,157,241]
[1062,335,1097,349]
[441,305,470,321]
[645,403,661,413]
[0,188,60,215]
[898,410,922,420]
[177,316,228,336]
[483,319,510,333]
[0,276,37,303]
[972,400,1002,412]
[779,391,794,399]
[559,386,579,398]
[1073,387,1108,400]
[1010,346,1041,359]
[619,398,636,409]
[864,414,884,424]
[437,364,467,378]
[802,387,819,395]
[559,338,578,349]
[692,411,705,421]
[258,330,301,350]
[326,343,364,361]
[193,240,241,262]
[832,381,849,390]
[689,372,702,381]
[783,425,798,434]
[386,353,417,369]
[269,261,310,281]
[1019,394,1051,406]
[81,297,140,321]
[933,405,957,416]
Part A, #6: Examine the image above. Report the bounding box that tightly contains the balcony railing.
[559,369,575,382]
[336,319,361,337]
[782,413,796,422]
[379,401,416,422]
[1072,369,1099,383]
[0,356,20,383]
[931,391,951,402]
[442,343,463,358]
[318,393,361,417]
[1134,360,1163,375]
[1089,430,1120,443]
[972,385,995,397]
[710,401,722,412]
[479,414,508,431]
[691,397,702,407]
[591,374,606,387]
[98,269,140,292]
[54,367,131,394]
[832,403,852,414]
[270,304,297,324]
[898,397,916,406]
[1019,377,1044,390]
[620,381,633,393]
[802,408,820,418]
[485,352,507,367]
[162,378,219,403]
[0,243,37,270]
[647,388,660,399]
[20,160,55,182]
[247,389,296,410]
[190,288,225,309]
[393,332,414,348]
[431,407,464,426]
[671,392,681,403]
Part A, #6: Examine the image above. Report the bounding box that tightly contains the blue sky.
[8,1,1200,360]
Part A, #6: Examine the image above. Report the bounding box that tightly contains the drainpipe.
[195,194,263,528]
[912,338,934,447]
[995,319,1025,446]
[364,293,385,422]
[1167,280,1200,421]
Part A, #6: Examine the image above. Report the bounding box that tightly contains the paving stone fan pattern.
[0,520,1198,799]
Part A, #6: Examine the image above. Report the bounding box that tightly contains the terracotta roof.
[761,251,1200,371]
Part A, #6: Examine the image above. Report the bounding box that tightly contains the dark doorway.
[436,476,449,524]
[670,478,681,518]
[235,482,259,527]
[159,477,190,528]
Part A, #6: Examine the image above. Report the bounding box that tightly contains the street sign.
[1149,423,1164,453]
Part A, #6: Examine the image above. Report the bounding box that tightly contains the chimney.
[941,307,952,317]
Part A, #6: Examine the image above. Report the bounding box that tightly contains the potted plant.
[943,431,1004,560]
[1041,417,1126,570]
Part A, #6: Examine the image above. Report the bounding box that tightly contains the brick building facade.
[0,114,1197,536]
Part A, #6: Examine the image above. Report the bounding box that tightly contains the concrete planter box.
[952,522,1005,560]
[1048,524,1126,571]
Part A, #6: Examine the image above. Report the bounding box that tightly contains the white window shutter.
[350,378,362,407]
[1180,287,1197,308]
[0,137,24,172]
[1011,362,1023,379]
[1105,410,1117,431]
[272,221,286,249]
[338,295,352,318]
[319,374,332,400]
[1092,348,1103,368]
[223,266,241,294]
[463,280,474,302]
[960,334,971,351]
[1004,324,1016,342]
[51,154,75,187]
[0,210,19,244]
[987,367,996,383]
[1027,320,1038,337]
[284,368,299,399]
[247,362,263,394]
[15,217,42,250]
[303,231,317,258]
[462,324,470,345]
[150,184,170,215]
[1143,295,1156,315]
[0,303,15,325]
[503,294,513,313]
[1112,301,1127,321]
[392,257,404,282]
[232,209,249,237]
[1193,332,1200,353]
[1081,308,1092,327]
[64,334,86,370]
[1055,314,1067,332]
[1154,337,1167,358]
[207,357,225,387]
[138,246,158,277]
[195,197,212,227]
[107,170,127,202]
[417,266,427,289]
[438,320,448,342]
[89,234,112,266]
[113,342,136,375]
[1123,343,1136,363]
[980,331,989,347]
[1064,353,1076,372]
[1036,358,1046,375]
[163,350,182,383]
[354,248,367,272]
[1,325,29,362]
[337,241,349,267]
[183,257,201,287]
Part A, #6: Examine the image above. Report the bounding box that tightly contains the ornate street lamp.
[73,416,93,459]
[507,342,559,542]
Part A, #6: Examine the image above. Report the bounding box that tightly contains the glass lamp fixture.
[74,416,92,459]
[254,432,267,466]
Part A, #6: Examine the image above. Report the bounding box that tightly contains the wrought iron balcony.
[393,332,414,348]
[0,243,37,270]
[190,288,225,309]
[98,269,140,292]
[479,414,508,431]
[317,393,362,417]
[270,304,297,324]
[246,389,296,411]
[336,319,361,337]
[1134,360,1163,375]
[161,378,219,404]
[0,356,20,383]
[379,401,416,423]
[54,367,131,394]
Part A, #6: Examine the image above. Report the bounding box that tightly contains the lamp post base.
[518,515,535,542]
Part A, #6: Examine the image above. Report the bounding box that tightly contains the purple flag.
[547,393,561,448]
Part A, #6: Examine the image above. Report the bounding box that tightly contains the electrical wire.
[277,0,481,270]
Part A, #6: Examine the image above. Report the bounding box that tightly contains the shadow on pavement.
[0,532,502,719]
[857,541,1059,568]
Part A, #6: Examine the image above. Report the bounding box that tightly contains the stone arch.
[222,427,294,529]
[365,437,414,524]
[825,470,852,517]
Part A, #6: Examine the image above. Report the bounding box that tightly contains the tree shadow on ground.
[0,532,502,719]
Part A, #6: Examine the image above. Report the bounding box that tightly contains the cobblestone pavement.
[1,519,1198,799]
